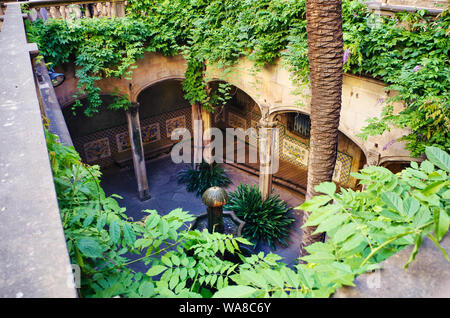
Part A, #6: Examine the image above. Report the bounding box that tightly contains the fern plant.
[177,162,232,197]
[225,184,295,249]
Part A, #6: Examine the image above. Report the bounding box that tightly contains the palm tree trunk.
[300,0,344,256]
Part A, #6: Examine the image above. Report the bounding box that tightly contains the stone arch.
[53,53,413,169]
[262,109,367,190]
[268,106,370,161]
[132,76,185,103]
[134,78,192,121]
[205,78,265,117]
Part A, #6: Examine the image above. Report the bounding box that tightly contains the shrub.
[177,162,232,197]
[225,184,295,249]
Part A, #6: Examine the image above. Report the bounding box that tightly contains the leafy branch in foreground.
[47,127,449,298]
[298,146,449,270]
[213,146,449,298]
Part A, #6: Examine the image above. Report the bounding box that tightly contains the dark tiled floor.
[100,155,305,272]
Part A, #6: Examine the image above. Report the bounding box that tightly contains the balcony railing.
[21,0,126,21]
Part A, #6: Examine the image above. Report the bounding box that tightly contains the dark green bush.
[177,162,232,197]
[225,184,295,249]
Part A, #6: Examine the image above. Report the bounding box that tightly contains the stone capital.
[258,118,278,129]
[366,149,381,166]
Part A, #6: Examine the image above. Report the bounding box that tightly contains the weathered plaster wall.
[276,113,366,189]
[63,80,192,167]
[55,53,415,169]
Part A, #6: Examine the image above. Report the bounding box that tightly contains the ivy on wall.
[27,0,449,156]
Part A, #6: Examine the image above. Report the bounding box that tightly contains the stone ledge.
[333,233,450,298]
[0,3,76,298]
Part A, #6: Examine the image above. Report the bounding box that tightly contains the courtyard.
[0,0,449,301]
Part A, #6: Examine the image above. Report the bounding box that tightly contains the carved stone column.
[201,107,213,164]
[126,102,150,201]
[191,103,203,167]
[258,119,278,201]
[366,149,381,167]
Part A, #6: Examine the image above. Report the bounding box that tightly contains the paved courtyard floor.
[100,155,305,272]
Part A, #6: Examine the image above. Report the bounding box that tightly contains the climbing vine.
[28,0,449,155]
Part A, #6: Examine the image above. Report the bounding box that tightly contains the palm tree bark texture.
[300,0,344,256]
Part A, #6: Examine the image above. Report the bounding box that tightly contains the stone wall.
[220,89,366,189]
[376,0,448,9]
[64,80,192,167]
[71,106,192,167]
[56,53,416,173]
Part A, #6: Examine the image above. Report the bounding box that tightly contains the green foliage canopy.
[28,0,449,155]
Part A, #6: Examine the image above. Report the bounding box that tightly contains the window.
[288,113,310,138]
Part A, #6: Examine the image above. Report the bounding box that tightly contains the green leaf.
[134,238,152,249]
[340,233,367,253]
[76,237,104,258]
[161,254,172,267]
[109,221,121,244]
[239,270,267,289]
[172,254,180,266]
[402,197,420,219]
[443,189,450,200]
[179,267,187,281]
[381,192,404,215]
[96,215,107,231]
[421,180,449,196]
[314,182,336,196]
[426,233,450,261]
[145,213,160,229]
[83,214,94,228]
[404,233,423,269]
[138,281,155,298]
[169,273,179,290]
[213,286,258,298]
[412,207,432,227]
[425,146,450,172]
[420,160,434,174]
[261,269,285,288]
[218,240,225,255]
[297,195,332,212]
[122,223,136,245]
[302,204,340,227]
[314,214,347,234]
[159,219,169,236]
[146,265,167,277]
[435,210,450,241]
[332,222,358,244]
[225,239,234,253]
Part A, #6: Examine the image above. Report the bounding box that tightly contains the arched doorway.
[61,79,193,169]
[207,83,368,194]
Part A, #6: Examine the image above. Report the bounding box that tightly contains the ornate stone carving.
[366,149,381,166]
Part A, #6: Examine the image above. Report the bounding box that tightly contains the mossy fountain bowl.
[191,186,254,257]
[191,210,246,237]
